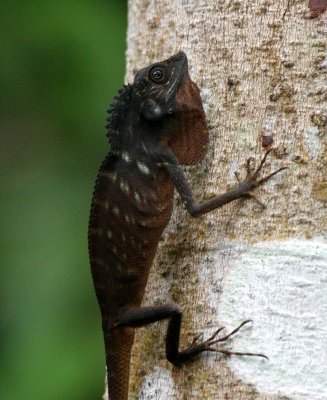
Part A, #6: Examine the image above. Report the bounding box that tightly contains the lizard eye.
[149,66,167,83]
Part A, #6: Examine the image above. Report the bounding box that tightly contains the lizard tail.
[104,327,135,400]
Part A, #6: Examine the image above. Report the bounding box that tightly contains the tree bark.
[113,1,327,399]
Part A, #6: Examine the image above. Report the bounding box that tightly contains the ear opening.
[141,99,164,121]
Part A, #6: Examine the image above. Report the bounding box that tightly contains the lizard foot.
[234,149,287,207]
[179,320,268,362]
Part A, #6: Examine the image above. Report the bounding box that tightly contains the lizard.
[88,51,286,400]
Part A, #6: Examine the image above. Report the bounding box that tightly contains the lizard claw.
[234,170,241,183]
[242,191,267,209]
[248,149,288,184]
[189,326,225,348]
[189,332,205,348]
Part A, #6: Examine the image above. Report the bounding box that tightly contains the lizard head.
[133,51,188,121]
[133,51,209,165]
[107,52,208,164]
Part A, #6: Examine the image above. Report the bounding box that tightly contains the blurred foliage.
[0,1,127,399]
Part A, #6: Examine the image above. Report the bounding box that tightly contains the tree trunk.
[111,1,327,399]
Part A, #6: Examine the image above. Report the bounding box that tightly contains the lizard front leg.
[158,147,286,217]
[116,305,266,367]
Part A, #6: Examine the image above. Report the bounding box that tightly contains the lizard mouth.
[164,51,188,100]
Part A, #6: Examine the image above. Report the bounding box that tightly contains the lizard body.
[88,52,285,399]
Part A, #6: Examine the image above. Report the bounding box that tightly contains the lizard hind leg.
[116,306,267,368]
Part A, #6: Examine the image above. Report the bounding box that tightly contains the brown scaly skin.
[88,52,286,399]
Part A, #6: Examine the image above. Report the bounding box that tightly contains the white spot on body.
[124,213,135,224]
[101,171,112,179]
[136,161,151,175]
[138,220,150,227]
[112,171,118,183]
[134,191,142,203]
[107,230,112,239]
[113,206,120,217]
[101,170,118,183]
[120,179,130,194]
[141,143,149,154]
[122,151,131,163]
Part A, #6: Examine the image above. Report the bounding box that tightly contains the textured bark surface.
[111,1,327,399]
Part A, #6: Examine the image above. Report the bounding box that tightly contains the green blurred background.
[1,2,127,399]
